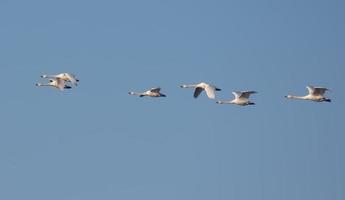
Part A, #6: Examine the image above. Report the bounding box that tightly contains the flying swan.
[41,73,79,86]
[285,86,331,102]
[128,87,166,97]
[180,82,221,99]
[216,91,257,106]
[36,78,71,91]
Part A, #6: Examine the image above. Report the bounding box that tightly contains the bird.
[41,73,79,86]
[180,82,221,99]
[216,91,257,106]
[128,87,166,97]
[36,78,71,91]
[285,86,331,102]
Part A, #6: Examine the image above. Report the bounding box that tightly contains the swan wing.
[194,87,203,98]
[204,85,216,99]
[313,87,328,95]
[232,92,242,99]
[306,86,315,95]
[65,73,78,86]
[240,91,257,99]
[150,87,161,93]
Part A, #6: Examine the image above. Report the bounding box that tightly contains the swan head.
[180,85,187,88]
[285,95,292,99]
[36,83,42,86]
[41,75,47,78]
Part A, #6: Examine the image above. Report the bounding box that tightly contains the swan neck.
[288,95,306,100]
[182,84,197,88]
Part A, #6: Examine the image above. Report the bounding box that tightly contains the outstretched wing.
[194,87,203,98]
[313,87,328,95]
[306,86,315,95]
[307,86,328,95]
[232,92,242,99]
[204,85,216,99]
[150,87,161,93]
[240,91,257,99]
[65,73,78,86]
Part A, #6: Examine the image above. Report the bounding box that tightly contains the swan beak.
[161,94,167,97]
[216,88,221,91]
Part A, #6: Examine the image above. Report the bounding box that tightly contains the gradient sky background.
[0,0,344,199]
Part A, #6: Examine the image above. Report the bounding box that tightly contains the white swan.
[41,73,79,86]
[36,78,71,91]
[128,87,166,97]
[180,82,221,99]
[216,91,257,106]
[285,86,331,102]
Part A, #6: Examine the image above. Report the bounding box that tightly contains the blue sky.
[0,0,344,199]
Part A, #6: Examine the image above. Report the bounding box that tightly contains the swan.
[41,73,79,86]
[216,91,257,106]
[128,87,166,97]
[180,82,221,99]
[285,86,331,102]
[36,78,71,91]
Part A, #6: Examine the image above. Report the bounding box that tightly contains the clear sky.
[0,0,344,199]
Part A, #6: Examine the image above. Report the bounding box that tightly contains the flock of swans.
[36,72,332,105]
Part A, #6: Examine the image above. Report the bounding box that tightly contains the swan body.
[180,82,221,99]
[285,86,331,102]
[129,87,166,97]
[41,73,79,86]
[36,78,71,90]
[216,91,257,106]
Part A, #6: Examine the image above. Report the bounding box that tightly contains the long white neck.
[216,100,234,104]
[180,84,197,88]
[36,83,52,87]
[286,95,307,100]
[41,75,57,78]
[129,92,145,96]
